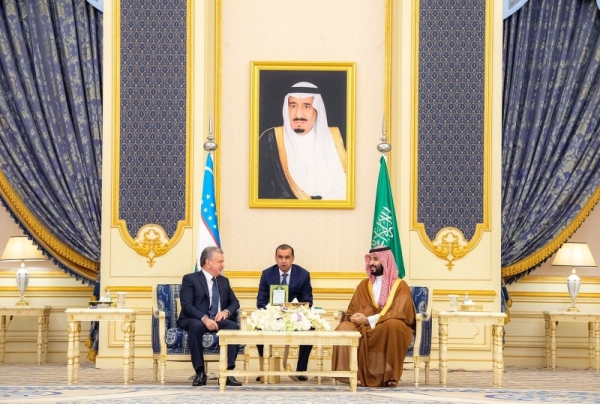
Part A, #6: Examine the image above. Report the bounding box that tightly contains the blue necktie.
[209,277,219,319]
[281,273,288,285]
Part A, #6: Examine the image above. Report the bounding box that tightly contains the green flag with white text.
[371,156,405,278]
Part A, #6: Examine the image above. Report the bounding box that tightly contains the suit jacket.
[257,264,313,309]
[178,270,240,325]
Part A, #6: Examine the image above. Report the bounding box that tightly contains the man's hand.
[350,313,368,325]
[214,310,229,322]
[202,317,219,331]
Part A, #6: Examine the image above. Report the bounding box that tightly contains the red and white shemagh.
[364,248,399,308]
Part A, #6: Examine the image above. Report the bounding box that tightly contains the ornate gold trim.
[0,286,93,293]
[224,271,367,279]
[434,289,496,297]
[429,227,470,270]
[0,270,86,278]
[132,224,171,267]
[502,185,600,278]
[517,275,600,284]
[411,0,492,264]
[111,1,193,266]
[232,287,356,295]
[384,0,392,172]
[102,286,152,293]
[0,171,98,280]
[508,291,600,299]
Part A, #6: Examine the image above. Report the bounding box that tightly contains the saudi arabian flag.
[371,156,405,278]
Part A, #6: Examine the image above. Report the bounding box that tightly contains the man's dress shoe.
[296,375,309,382]
[224,376,242,386]
[192,371,207,386]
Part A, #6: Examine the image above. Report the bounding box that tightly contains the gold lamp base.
[15,297,29,306]
[567,306,579,312]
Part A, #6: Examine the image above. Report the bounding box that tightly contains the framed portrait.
[269,285,288,305]
[250,61,355,208]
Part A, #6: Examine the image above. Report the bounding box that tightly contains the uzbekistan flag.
[196,153,221,271]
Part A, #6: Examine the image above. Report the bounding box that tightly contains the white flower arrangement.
[247,304,331,331]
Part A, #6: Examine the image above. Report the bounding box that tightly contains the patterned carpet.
[0,363,599,403]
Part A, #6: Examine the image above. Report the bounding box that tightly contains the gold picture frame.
[250,61,356,209]
[269,284,289,306]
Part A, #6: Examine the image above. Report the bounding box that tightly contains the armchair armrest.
[333,310,345,322]
[412,312,423,356]
[156,309,167,358]
[238,309,248,330]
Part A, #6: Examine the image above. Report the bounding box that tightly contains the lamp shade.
[1,236,46,263]
[1,236,46,306]
[551,242,597,267]
[552,242,596,312]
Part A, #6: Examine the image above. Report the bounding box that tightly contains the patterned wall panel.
[413,0,491,269]
[113,1,191,266]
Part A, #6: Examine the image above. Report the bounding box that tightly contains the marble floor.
[0,363,599,403]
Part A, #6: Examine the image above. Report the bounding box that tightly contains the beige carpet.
[0,363,598,403]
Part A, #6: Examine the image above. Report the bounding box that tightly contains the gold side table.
[437,311,506,387]
[65,308,136,385]
[543,310,600,371]
[0,306,50,365]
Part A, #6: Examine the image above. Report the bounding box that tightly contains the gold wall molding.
[0,286,93,293]
[102,286,152,293]
[434,289,496,297]
[110,1,194,266]
[518,276,600,284]
[508,291,600,299]
[411,0,493,265]
[234,287,355,295]
[224,271,366,279]
[0,270,76,278]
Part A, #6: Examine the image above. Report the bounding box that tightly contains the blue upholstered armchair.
[405,285,433,387]
[151,283,248,384]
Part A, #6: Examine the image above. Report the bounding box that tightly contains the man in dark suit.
[178,246,242,387]
[256,244,313,381]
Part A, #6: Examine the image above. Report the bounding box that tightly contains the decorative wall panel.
[112,1,192,265]
[413,0,491,269]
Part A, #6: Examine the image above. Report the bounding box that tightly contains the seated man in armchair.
[178,246,242,387]
[332,246,415,387]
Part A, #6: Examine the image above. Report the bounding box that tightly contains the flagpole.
[372,114,406,278]
[204,115,217,154]
[196,115,221,272]
[377,114,391,157]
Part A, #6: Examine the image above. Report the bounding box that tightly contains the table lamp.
[0,236,46,306]
[551,242,597,312]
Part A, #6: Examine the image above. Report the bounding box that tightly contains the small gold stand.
[15,295,29,306]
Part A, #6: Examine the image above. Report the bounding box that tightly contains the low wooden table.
[217,330,361,392]
[543,310,600,371]
[0,306,50,365]
[65,308,136,385]
[438,311,506,387]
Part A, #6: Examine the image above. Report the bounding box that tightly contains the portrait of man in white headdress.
[258,81,348,200]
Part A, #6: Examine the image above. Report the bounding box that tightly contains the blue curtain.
[0,0,102,283]
[502,0,600,284]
